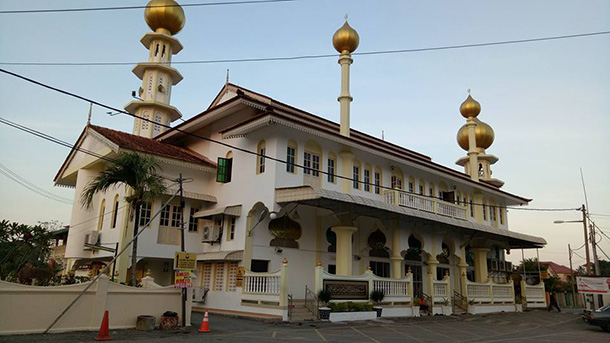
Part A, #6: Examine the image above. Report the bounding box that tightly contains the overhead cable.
[0,68,582,213]
[2,31,609,67]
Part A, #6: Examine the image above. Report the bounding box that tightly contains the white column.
[338,53,354,137]
[466,118,479,182]
[332,226,357,276]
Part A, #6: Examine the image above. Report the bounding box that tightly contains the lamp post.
[553,204,591,275]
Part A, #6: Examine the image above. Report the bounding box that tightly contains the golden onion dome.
[145,0,185,35]
[460,94,481,118]
[457,118,495,151]
[333,21,360,54]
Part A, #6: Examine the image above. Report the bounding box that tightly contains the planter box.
[411,306,421,317]
[373,306,382,318]
[442,305,452,316]
[329,311,377,322]
[318,307,331,320]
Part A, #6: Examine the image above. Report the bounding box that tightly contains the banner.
[576,276,610,294]
[174,270,193,289]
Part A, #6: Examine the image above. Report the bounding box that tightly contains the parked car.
[582,305,610,332]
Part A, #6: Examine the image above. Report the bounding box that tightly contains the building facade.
[55,0,546,319]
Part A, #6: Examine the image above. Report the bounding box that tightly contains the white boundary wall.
[0,274,191,335]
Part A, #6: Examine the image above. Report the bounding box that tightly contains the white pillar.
[338,53,354,137]
[332,226,357,276]
[466,118,479,182]
[472,248,489,283]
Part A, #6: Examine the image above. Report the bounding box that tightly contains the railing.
[373,279,410,297]
[521,281,546,308]
[452,291,468,311]
[314,266,413,304]
[383,190,467,220]
[431,273,450,303]
[304,285,319,319]
[243,273,281,294]
[287,293,293,320]
[466,279,515,304]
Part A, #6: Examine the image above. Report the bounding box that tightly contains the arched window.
[216,151,233,183]
[429,183,436,198]
[326,227,336,253]
[391,167,404,190]
[374,166,382,194]
[408,176,415,193]
[256,140,266,174]
[304,140,322,177]
[418,180,425,195]
[111,194,119,229]
[405,235,423,297]
[364,163,372,192]
[352,160,361,190]
[286,140,298,174]
[327,152,337,183]
[97,199,106,231]
[368,229,389,258]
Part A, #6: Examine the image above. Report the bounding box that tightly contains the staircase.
[452,291,468,315]
[289,303,317,322]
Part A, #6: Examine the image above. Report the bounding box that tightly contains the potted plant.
[370,289,385,317]
[441,298,452,316]
[411,298,421,317]
[317,289,332,320]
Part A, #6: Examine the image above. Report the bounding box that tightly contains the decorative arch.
[111,194,120,229]
[268,215,302,248]
[418,179,425,195]
[352,160,361,190]
[408,176,415,193]
[429,182,436,197]
[327,152,337,183]
[326,227,336,252]
[364,163,373,192]
[368,229,389,258]
[404,235,423,261]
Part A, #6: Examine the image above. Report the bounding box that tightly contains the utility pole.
[568,244,576,307]
[179,174,186,328]
[581,204,591,275]
[590,222,600,276]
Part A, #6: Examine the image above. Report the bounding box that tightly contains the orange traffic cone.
[198,309,211,333]
[94,310,112,341]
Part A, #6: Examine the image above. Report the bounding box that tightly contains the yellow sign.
[174,270,193,288]
[174,252,197,271]
[235,266,244,287]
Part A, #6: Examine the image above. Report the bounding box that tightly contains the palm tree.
[81,152,166,285]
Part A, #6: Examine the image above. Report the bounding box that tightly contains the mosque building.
[55,0,546,320]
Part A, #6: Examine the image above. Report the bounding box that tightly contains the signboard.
[235,266,244,287]
[323,280,369,300]
[174,270,193,288]
[576,276,610,294]
[174,252,197,271]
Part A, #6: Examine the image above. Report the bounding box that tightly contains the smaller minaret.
[455,91,504,187]
[125,0,185,138]
[333,17,359,137]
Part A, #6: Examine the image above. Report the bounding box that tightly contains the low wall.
[0,274,190,335]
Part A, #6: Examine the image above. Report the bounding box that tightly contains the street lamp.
[553,204,593,275]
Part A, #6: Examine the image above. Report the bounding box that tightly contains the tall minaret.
[125,0,185,138]
[455,91,504,187]
[332,17,359,137]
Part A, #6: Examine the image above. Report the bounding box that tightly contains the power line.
[0,162,73,203]
[2,30,609,67]
[0,0,299,14]
[0,167,72,205]
[590,213,610,218]
[0,68,582,213]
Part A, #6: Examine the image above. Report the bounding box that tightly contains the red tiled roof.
[90,125,216,168]
[541,261,573,274]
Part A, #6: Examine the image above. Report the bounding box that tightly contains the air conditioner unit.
[83,231,100,249]
[202,224,221,243]
[506,261,512,272]
[499,261,506,271]
[490,259,499,271]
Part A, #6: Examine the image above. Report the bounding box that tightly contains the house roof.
[157,83,532,204]
[541,261,573,274]
[89,125,216,167]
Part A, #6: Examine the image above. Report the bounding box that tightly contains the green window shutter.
[216,157,233,183]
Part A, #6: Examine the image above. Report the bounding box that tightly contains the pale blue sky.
[0,0,608,267]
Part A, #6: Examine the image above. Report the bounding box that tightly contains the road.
[2,309,608,342]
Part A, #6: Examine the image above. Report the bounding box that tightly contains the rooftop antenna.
[86,103,92,125]
[226,69,230,85]
[382,130,384,141]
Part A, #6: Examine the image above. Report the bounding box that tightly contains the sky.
[0,0,608,268]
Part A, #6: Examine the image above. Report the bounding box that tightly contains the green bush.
[317,289,332,306]
[328,301,373,312]
[370,289,385,305]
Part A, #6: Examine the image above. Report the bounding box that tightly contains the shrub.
[328,301,373,312]
[317,289,332,306]
[370,289,385,305]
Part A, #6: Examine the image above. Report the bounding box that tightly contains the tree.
[515,258,547,272]
[81,152,166,285]
[599,260,610,276]
[0,220,54,282]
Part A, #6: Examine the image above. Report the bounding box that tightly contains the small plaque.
[323,280,369,300]
[174,252,197,271]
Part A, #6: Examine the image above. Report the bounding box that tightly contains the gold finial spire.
[467,88,471,94]
[460,90,481,118]
[145,0,185,35]
[333,18,359,54]
[345,13,349,21]
[87,103,92,125]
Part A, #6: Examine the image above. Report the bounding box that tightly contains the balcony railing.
[466,279,515,304]
[383,190,467,220]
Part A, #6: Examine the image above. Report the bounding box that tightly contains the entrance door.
[405,263,423,297]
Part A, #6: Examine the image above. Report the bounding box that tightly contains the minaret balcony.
[132,63,183,85]
[124,100,182,122]
[140,33,183,54]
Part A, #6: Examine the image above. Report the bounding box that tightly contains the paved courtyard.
[2,309,608,342]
